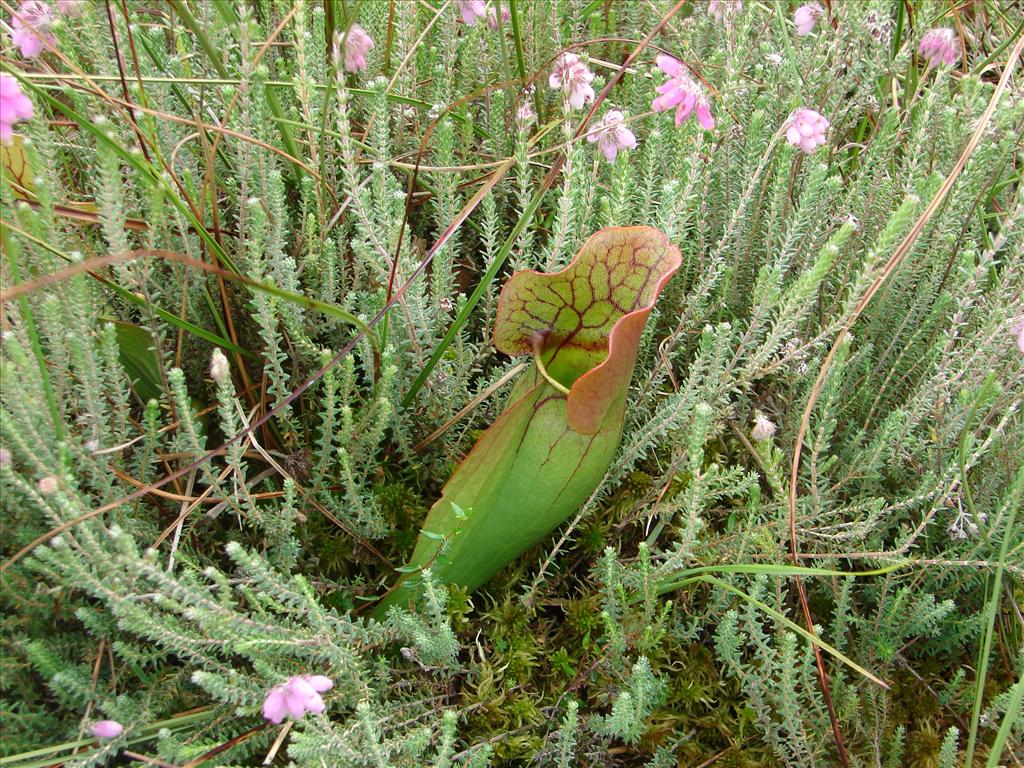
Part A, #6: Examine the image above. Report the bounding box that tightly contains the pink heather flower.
[516,100,535,126]
[38,476,58,494]
[0,74,34,145]
[458,0,487,26]
[263,675,333,724]
[707,0,742,24]
[918,27,960,67]
[651,54,714,130]
[10,1,56,58]
[794,3,824,36]
[548,53,595,110]
[90,720,124,739]
[786,108,829,154]
[751,413,776,442]
[587,109,636,162]
[56,0,82,15]
[340,23,374,72]
[486,3,510,30]
[1010,317,1024,354]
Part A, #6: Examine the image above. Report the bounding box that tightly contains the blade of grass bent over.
[1,220,252,357]
[653,561,907,596]
[0,249,376,350]
[699,576,888,688]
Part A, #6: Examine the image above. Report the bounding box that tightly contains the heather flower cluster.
[516,98,535,127]
[707,0,742,25]
[10,0,55,58]
[918,27,960,67]
[786,108,830,154]
[548,53,595,110]
[0,74,34,145]
[651,54,714,130]
[262,675,333,724]
[90,720,123,740]
[339,23,374,73]
[458,0,487,26]
[536,1,854,163]
[794,3,824,36]
[587,109,636,163]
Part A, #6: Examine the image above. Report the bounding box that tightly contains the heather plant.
[0,1,1022,767]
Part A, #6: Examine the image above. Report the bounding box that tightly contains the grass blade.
[653,561,907,596]
[699,575,889,688]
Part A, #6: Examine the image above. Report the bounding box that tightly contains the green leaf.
[105,320,164,404]
[373,228,681,616]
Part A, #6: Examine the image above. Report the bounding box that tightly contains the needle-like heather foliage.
[1,1,1021,766]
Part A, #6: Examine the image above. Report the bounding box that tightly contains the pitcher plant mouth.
[495,227,682,434]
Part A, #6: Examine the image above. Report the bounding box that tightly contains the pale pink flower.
[516,99,535,126]
[785,107,829,154]
[0,447,11,466]
[340,23,374,72]
[548,53,595,110]
[707,0,742,24]
[38,476,58,494]
[794,3,823,36]
[587,109,636,162]
[10,1,56,58]
[90,720,123,739]
[56,0,82,15]
[0,74,34,145]
[458,0,487,26]
[1010,317,1024,354]
[918,27,960,67]
[486,3,510,30]
[751,413,776,441]
[651,54,714,130]
[263,675,333,724]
